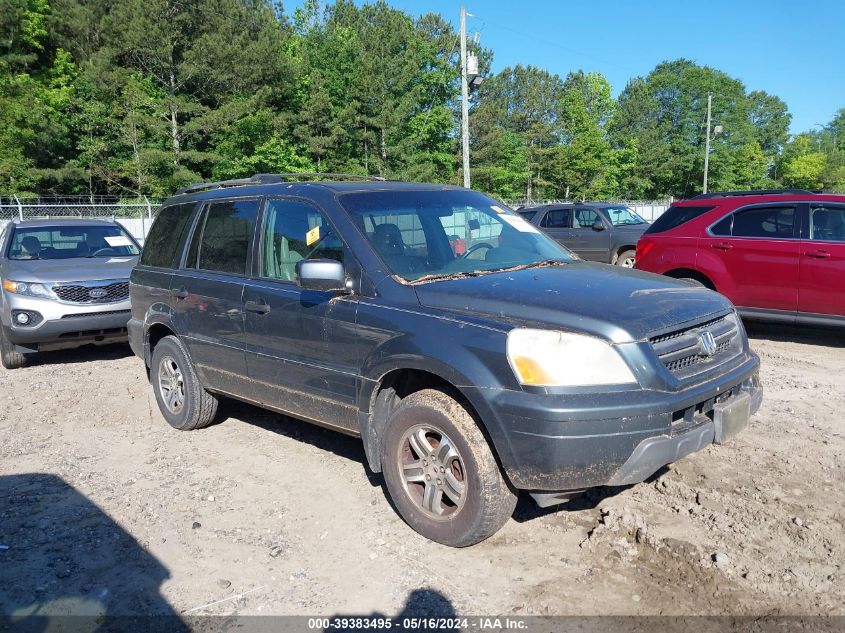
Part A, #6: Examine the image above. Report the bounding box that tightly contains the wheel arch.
[664,267,716,290]
[612,244,638,264]
[359,364,507,479]
[145,321,177,366]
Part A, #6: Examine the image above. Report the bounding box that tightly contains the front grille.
[57,327,127,339]
[53,282,129,304]
[650,313,741,379]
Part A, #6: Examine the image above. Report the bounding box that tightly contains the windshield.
[9,225,140,260]
[605,206,647,226]
[339,190,574,282]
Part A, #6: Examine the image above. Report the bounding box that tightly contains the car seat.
[20,236,42,258]
[276,236,303,281]
[372,223,410,273]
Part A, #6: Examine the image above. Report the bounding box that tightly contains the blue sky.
[287,0,845,134]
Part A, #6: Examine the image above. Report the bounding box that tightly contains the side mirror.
[296,259,349,293]
[592,220,606,231]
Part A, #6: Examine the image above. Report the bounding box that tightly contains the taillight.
[636,239,654,260]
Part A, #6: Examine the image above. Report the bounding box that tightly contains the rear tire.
[150,335,218,430]
[0,326,27,370]
[381,389,517,547]
[615,248,636,268]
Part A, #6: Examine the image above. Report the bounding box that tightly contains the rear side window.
[644,205,715,235]
[139,202,195,268]
[573,208,600,228]
[518,210,537,221]
[731,206,795,239]
[197,199,259,275]
[541,209,571,228]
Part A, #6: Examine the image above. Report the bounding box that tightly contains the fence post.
[13,195,23,220]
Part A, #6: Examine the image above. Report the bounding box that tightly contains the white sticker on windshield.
[104,235,132,247]
[500,214,540,233]
[107,258,132,263]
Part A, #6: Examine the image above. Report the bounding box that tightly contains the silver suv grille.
[650,313,741,379]
[53,281,129,304]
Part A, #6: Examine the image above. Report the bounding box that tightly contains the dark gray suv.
[519,202,650,267]
[129,174,762,547]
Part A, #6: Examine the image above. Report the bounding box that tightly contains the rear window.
[140,203,195,268]
[644,205,715,235]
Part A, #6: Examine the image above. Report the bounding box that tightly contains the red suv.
[635,190,845,326]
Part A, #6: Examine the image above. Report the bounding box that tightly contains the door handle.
[711,242,733,251]
[172,288,188,300]
[244,299,271,315]
[805,250,831,259]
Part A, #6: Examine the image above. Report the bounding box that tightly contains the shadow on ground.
[0,473,186,632]
[324,588,456,632]
[23,342,134,367]
[744,320,845,348]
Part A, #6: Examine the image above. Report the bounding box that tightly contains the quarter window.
[810,205,845,242]
[140,203,195,268]
[196,199,258,275]
[261,199,343,282]
[541,209,571,229]
[730,206,795,239]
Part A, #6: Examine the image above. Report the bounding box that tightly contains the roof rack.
[690,189,815,200]
[175,172,385,196]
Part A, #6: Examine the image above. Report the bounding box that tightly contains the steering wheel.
[460,242,494,259]
[92,248,118,257]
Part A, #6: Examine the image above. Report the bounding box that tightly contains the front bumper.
[467,352,761,495]
[2,292,131,351]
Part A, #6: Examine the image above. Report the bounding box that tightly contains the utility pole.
[460,6,471,188]
[703,93,712,194]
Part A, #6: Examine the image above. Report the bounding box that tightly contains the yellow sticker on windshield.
[490,205,506,214]
[306,226,320,246]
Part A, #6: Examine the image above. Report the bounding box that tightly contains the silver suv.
[0,218,141,368]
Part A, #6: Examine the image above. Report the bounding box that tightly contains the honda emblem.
[697,331,717,357]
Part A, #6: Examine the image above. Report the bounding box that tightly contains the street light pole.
[460,6,471,189]
[703,93,712,194]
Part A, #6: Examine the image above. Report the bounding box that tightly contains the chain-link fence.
[1,195,675,244]
[0,196,163,243]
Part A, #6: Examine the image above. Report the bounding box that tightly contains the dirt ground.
[1,322,844,620]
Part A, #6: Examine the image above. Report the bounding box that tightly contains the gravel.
[1,322,843,616]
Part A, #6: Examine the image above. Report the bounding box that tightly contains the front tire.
[150,335,218,430]
[0,326,27,370]
[381,389,517,547]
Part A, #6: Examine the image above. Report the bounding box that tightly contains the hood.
[3,256,139,284]
[412,262,733,343]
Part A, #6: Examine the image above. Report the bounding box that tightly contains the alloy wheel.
[158,355,185,414]
[397,425,467,519]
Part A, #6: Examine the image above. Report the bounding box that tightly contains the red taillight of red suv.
[636,238,654,262]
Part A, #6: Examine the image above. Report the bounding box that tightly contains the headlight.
[507,328,637,387]
[2,279,54,299]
